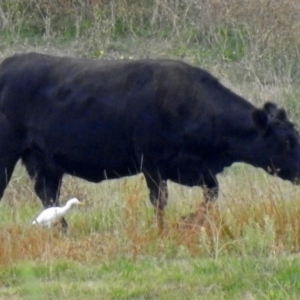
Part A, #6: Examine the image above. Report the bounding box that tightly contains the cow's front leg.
[197,184,219,225]
[203,184,219,202]
[144,173,168,233]
[181,180,219,227]
[201,182,233,238]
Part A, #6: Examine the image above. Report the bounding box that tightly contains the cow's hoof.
[57,218,68,233]
[178,212,207,230]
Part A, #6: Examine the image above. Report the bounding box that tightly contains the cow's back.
[0,53,197,181]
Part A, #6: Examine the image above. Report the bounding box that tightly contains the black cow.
[0,52,299,230]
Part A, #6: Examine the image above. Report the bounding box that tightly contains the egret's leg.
[34,170,67,229]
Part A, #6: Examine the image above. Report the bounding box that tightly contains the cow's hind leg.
[0,153,20,200]
[0,113,23,200]
[144,172,168,233]
[34,170,67,229]
[22,152,66,229]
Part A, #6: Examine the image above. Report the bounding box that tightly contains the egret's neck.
[60,202,74,215]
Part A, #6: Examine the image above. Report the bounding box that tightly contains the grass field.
[1,1,300,299]
[1,164,300,299]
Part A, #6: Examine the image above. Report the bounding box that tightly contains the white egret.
[32,198,84,228]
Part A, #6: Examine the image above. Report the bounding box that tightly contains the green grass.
[1,256,300,299]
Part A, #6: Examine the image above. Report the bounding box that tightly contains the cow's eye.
[286,136,297,151]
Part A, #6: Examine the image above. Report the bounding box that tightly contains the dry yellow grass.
[0,164,300,268]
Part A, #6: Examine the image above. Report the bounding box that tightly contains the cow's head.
[252,102,300,183]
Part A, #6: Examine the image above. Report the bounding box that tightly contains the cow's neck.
[207,95,261,169]
[220,113,264,169]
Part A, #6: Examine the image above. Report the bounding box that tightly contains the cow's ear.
[252,108,269,130]
[276,108,287,121]
[263,102,277,116]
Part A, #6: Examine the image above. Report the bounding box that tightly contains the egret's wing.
[33,207,60,225]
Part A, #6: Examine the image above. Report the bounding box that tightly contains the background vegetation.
[1,0,300,299]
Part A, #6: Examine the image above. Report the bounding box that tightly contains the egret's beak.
[78,202,85,206]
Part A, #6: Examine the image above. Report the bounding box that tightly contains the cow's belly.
[26,121,139,182]
[54,152,139,182]
[52,138,139,182]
